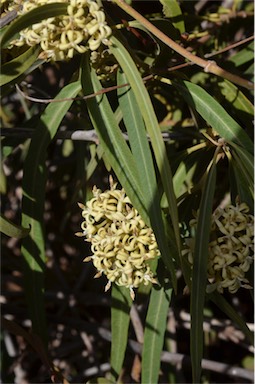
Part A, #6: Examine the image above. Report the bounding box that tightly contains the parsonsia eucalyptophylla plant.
[76,177,159,300]
[6,0,112,61]
[183,200,254,294]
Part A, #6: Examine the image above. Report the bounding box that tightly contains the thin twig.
[112,0,253,90]
[13,34,253,105]
[205,35,254,58]
[15,75,152,104]
[0,128,188,143]
[45,315,254,381]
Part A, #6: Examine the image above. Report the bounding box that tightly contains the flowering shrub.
[7,0,112,60]
[183,201,254,294]
[76,177,159,299]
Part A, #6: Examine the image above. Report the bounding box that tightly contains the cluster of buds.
[183,200,254,294]
[76,177,159,299]
[7,0,112,61]
[90,48,118,81]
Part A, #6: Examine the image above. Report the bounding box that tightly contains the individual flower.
[183,200,254,294]
[76,177,159,299]
[7,0,112,61]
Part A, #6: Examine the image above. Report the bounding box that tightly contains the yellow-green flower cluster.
[8,0,112,61]
[183,201,254,294]
[77,178,159,299]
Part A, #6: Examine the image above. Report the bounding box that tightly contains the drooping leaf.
[190,160,216,383]
[0,215,30,238]
[0,46,40,86]
[218,79,253,116]
[110,36,179,288]
[142,262,173,384]
[159,0,185,33]
[227,41,254,67]
[21,81,81,341]
[117,70,157,198]
[230,142,254,183]
[174,81,253,154]
[86,378,113,384]
[80,54,147,222]
[110,284,132,382]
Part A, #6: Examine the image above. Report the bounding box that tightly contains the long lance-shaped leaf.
[229,155,254,209]
[160,0,185,33]
[1,3,68,47]
[0,215,30,238]
[0,46,40,86]
[142,262,173,384]
[190,160,216,383]
[117,70,156,198]
[81,55,175,377]
[110,37,179,288]
[21,81,81,342]
[174,81,253,155]
[81,53,148,223]
[110,37,180,249]
[117,70,175,282]
[229,141,254,184]
[110,285,132,383]
[218,79,254,116]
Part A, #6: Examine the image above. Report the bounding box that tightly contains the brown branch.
[205,35,254,58]
[14,35,253,105]
[15,77,153,104]
[112,0,253,90]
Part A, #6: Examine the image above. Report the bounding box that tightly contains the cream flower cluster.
[183,201,254,294]
[76,178,159,299]
[8,0,112,61]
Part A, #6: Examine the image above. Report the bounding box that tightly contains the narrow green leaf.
[1,3,68,47]
[0,215,30,238]
[159,0,185,33]
[228,41,254,67]
[229,153,253,209]
[80,53,148,223]
[142,263,173,384]
[0,47,40,86]
[173,148,208,198]
[118,73,176,383]
[110,36,179,288]
[208,292,253,345]
[110,284,132,382]
[230,142,254,183]
[219,79,253,116]
[230,155,254,207]
[0,47,39,86]
[0,162,7,194]
[117,70,175,278]
[86,378,113,384]
[191,161,216,383]
[110,36,180,248]
[21,81,81,341]
[86,144,104,181]
[174,81,253,154]
[117,70,156,198]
